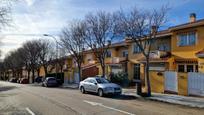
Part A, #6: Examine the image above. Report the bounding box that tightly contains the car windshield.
[95,78,109,84]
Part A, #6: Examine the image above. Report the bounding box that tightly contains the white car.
[79,77,122,97]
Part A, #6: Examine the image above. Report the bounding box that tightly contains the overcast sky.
[0,0,204,59]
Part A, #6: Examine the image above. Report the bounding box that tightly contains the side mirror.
[94,83,97,85]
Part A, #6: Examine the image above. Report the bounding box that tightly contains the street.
[0,81,203,115]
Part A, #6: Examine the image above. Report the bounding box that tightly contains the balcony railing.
[106,57,128,64]
[150,50,171,59]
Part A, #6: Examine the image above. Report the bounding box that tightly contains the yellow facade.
[125,19,204,95]
[37,18,204,97]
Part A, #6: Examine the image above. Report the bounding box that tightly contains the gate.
[164,71,178,93]
[188,72,204,96]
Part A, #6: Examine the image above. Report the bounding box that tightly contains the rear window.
[96,78,109,84]
[48,78,56,81]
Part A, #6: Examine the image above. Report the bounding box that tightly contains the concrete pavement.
[0,81,204,115]
[122,88,204,108]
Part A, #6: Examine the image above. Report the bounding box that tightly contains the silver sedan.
[79,77,122,97]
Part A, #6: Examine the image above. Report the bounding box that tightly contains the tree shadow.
[105,94,138,100]
[0,86,17,92]
[85,92,138,100]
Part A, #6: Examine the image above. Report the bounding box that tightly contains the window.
[187,65,194,72]
[84,78,91,82]
[178,32,196,46]
[158,44,169,51]
[85,78,96,83]
[177,64,198,72]
[133,44,141,54]
[178,65,185,72]
[133,64,140,80]
[89,79,96,83]
[122,50,128,57]
[106,50,111,58]
[96,78,109,84]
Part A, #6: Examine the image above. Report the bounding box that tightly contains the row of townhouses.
[3,13,204,96]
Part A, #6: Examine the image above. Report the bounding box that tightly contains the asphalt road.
[0,81,204,115]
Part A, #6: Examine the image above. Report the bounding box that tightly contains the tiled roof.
[195,49,204,55]
[109,41,127,48]
[82,63,98,69]
[169,19,204,31]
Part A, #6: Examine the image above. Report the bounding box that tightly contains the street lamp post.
[43,34,59,78]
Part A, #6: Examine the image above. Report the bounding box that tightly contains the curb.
[122,92,204,109]
[147,97,204,109]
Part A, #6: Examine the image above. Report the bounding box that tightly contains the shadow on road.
[85,92,137,100]
[0,86,17,92]
[105,94,137,100]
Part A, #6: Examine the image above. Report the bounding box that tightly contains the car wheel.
[81,87,85,94]
[98,89,103,97]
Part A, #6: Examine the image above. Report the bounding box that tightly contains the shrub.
[110,72,129,87]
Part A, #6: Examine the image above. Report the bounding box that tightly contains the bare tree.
[2,48,25,79]
[38,39,54,77]
[22,40,41,83]
[84,11,115,77]
[60,20,86,82]
[114,6,168,96]
[0,0,12,30]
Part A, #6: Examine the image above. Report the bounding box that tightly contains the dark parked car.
[9,78,18,83]
[42,77,58,87]
[20,78,29,84]
[79,77,122,97]
[35,77,43,83]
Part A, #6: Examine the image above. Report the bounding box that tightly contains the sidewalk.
[29,83,79,89]
[60,83,79,89]
[122,88,204,108]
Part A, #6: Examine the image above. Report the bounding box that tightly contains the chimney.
[190,13,196,23]
[151,26,157,34]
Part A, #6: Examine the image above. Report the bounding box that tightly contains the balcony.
[106,57,128,64]
[150,50,171,59]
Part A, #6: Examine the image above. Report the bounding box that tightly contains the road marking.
[83,100,135,115]
[26,107,35,115]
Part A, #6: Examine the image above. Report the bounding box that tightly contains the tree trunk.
[27,70,30,82]
[102,64,105,78]
[145,57,151,97]
[37,68,40,77]
[78,65,81,82]
[12,70,15,78]
[44,66,48,77]
[32,69,35,83]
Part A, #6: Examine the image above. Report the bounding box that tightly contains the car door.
[83,79,91,91]
[89,79,98,92]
